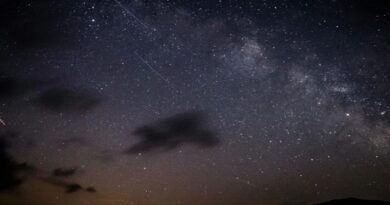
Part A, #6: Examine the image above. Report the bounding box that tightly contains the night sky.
[0,1,390,205]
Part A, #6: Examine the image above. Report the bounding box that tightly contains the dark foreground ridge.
[314,198,390,205]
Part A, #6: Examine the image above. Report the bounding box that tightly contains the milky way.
[0,1,389,205]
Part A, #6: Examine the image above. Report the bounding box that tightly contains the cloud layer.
[0,133,34,192]
[126,111,219,154]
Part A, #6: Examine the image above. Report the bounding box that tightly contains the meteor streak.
[112,0,151,30]
[111,0,176,92]
[134,51,173,86]
[0,117,6,126]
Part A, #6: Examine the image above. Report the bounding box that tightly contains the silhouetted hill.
[314,198,390,205]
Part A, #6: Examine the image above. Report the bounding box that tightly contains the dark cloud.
[41,178,96,194]
[65,184,83,193]
[125,111,219,154]
[0,133,34,192]
[35,88,101,113]
[85,186,96,193]
[52,168,77,177]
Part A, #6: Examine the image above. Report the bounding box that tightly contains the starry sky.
[0,0,390,205]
